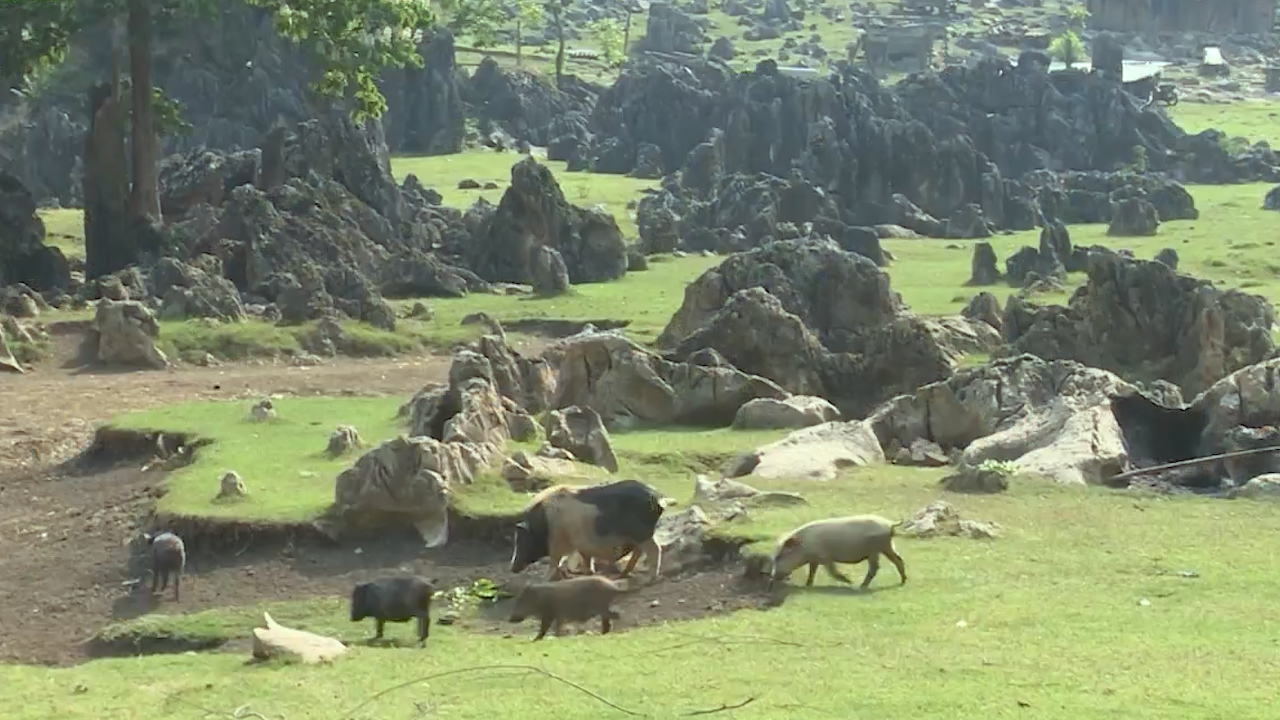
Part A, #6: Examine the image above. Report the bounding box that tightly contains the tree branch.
[344,664,644,718]
[683,697,756,716]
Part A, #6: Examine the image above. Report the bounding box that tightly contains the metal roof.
[1011,57,1171,83]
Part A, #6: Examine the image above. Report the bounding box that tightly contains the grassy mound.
[110,395,792,523]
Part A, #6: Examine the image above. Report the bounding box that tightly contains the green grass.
[389,151,660,240]
[37,207,85,261]
[112,395,792,522]
[114,397,407,522]
[1169,99,1280,147]
[884,182,1280,315]
[10,467,1280,719]
[415,253,721,346]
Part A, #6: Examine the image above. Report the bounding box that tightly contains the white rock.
[728,421,884,481]
[732,396,840,430]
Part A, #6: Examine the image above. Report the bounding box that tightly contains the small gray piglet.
[508,575,626,641]
[349,576,436,647]
[145,531,187,601]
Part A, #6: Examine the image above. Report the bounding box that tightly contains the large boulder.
[546,331,790,428]
[725,421,885,481]
[0,171,70,292]
[330,434,498,545]
[545,406,619,472]
[732,396,840,429]
[469,157,628,285]
[661,239,961,416]
[152,255,245,322]
[868,354,1136,486]
[407,334,547,442]
[1004,251,1275,397]
[91,299,170,369]
[1192,357,1280,457]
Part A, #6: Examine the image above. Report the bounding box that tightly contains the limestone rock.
[442,377,511,447]
[652,505,712,575]
[869,354,1135,486]
[545,406,619,473]
[217,471,247,499]
[250,398,276,421]
[725,421,885,481]
[531,246,571,297]
[1003,251,1274,398]
[470,157,628,285]
[327,425,363,457]
[732,396,840,430]
[251,611,348,664]
[0,324,22,374]
[939,465,1010,494]
[900,501,1000,539]
[1238,473,1280,500]
[91,299,170,370]
[692,474,806,507]
[500,450,607,492]
[1107,197,1159,236]
[660,240,960,417]
[546,331,788,428]
[332,435,498,545]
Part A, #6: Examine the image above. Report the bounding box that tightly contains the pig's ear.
[781,535,800,548]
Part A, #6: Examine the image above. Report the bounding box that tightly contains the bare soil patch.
[0,463,772,666]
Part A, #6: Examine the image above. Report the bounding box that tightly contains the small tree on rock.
[1049,30,1085,69]
[587,18,625,68]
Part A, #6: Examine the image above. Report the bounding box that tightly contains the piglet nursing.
[769,515,907,591]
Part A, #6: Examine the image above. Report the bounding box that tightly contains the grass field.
[1169,100,1280,147]
[389,152,659,240]
[6,465,1280,719]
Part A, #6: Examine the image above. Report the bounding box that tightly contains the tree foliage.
[436,0,505,47]
[249,0,436,120]
[4,0,437,121]
[516,0,543,28]
[1048,30,1085,69]
[586,18,624,68]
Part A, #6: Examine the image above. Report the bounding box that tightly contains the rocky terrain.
[7,0,1280,682]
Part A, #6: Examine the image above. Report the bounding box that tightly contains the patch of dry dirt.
[0,462,773,666]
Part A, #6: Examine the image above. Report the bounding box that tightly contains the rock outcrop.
[868,354,1136,486]
[725,421,885,481]
[468,157,628,285]
[1004,251,1275,397]
[546,330,789,428]
[90,299,170,370]
[330,434,498,545]
[660,239,964,417]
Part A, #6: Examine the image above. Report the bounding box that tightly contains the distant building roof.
[1010,57,1170,83]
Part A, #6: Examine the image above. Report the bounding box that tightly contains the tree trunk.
[83,74,132,279]
[516,17,523,66]
[554,10,565,86]
[623,12,632,56]
[127,0,161,222]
